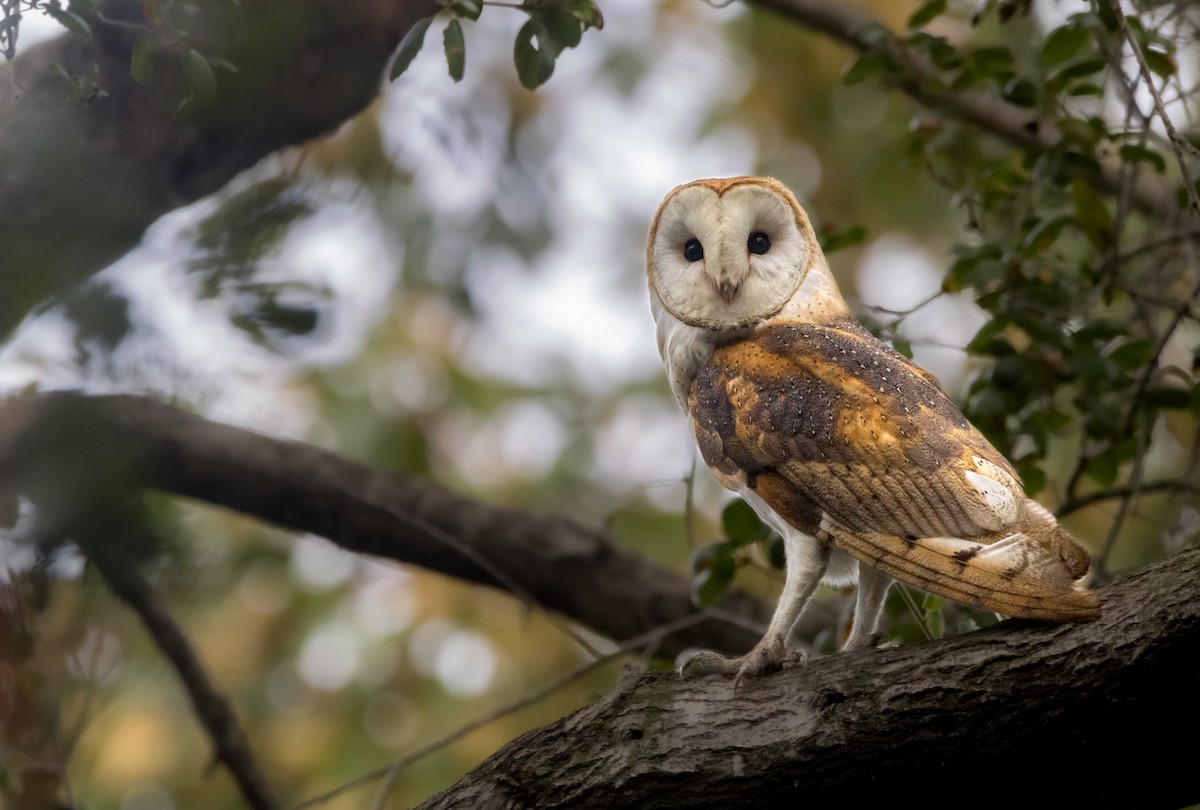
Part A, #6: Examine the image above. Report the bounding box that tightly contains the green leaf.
[537,10,583,54]
[766,535,786,569]
[183,49,217,107]
[130,33,155,83]
[1019,464,1045,496]
[1119,144,1166,173]
[1021,214,1073,254]
[721,499,765,545]
[969,45,1013,79]
[691,552,736,608]
[1053,58,1108,82]
[46,4,92,40]
[564,0,604,29]
[1106,340,1153,371]
[443,19,465,82]
[908,0,946,29]
[843,53,885,85]
[1145,386,1190,410]
[514,18,556,89]
[388,15,433,81]
[1144,47,1176,80]
[1040,24,1087,68]
[1070,178,1114,250]
[819,224,867,254]
[892,336,913,359]
[690,540,736,572]
[1001,76,1038,107]
[450,0,482,21]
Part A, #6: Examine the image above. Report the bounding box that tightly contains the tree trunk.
[420,546,1200,809]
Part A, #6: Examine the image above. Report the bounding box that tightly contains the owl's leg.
[843,564,891,650]
[680,533,831,683]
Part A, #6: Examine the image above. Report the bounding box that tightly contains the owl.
[647,176,1099,681]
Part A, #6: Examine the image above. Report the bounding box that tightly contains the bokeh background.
[2,0,1197,807]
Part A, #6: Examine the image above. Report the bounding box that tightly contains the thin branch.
[748,0,1173,215]
[1094,411,1151,582]
[1117,226,1200,263]
[894,583,933,642]
[84,535,281,810]
[852,290,943,319]
[1056,478,1200,519]
[1111,0,1200,220]
[386,507,604,660]
[293,611,715,810]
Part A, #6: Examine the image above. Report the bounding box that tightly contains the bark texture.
[0,391,817,660]
[0,0,437,338]
[420,545,1200,809]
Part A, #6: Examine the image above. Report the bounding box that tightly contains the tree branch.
[418,545,1200,809]
[1055,477,1200,518]
[0,391,826,661]
[747,0,1174,215]
[1110,0,1200,221]
[0,0,438,338]
[84,528,281,810]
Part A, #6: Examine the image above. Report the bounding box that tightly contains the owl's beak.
[716,280,740,303]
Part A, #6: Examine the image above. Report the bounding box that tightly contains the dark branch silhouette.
[85,533,281,810]
[0,391,825,661]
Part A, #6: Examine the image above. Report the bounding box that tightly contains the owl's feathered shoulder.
[688,315,1017,497]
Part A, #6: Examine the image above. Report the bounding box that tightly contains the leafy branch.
[388,0,603,89]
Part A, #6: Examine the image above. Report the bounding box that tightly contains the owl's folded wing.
[690,320,1099,621]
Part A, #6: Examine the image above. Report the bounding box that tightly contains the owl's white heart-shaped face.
[647,177,815,330]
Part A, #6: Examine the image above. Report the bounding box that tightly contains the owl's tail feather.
[822,514,1100,622]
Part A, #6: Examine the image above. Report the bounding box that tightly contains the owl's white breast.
[651,294,721,411]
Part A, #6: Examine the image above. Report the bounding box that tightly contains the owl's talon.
[678,643,806,683]
[677,650,740,679]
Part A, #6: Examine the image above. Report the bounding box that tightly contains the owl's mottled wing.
[690,319,1098,621]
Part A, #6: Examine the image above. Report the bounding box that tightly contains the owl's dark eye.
[748,231,771,255]
[683,239,704,262]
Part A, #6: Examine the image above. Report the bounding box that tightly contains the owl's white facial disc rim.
[648,181,813,331]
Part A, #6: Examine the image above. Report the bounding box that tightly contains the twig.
[293,611,715,810]
[853,290,942,319]
[750,0,1172,214]
[85,539,281,810]
[894,583,933,642]
[1117,226,1200,263]
[1056,478,1200,519]
[385,507,603,660]
[1095,411,1152,581]
[1111,0,1200,220]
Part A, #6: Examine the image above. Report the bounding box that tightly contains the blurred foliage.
[3,0,1200,807]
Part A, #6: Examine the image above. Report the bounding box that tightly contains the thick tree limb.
[0,0,437,338]
[0,391,815,660]
[419,545,1200,809]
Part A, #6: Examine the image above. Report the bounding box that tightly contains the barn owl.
[647,176,1099,681]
